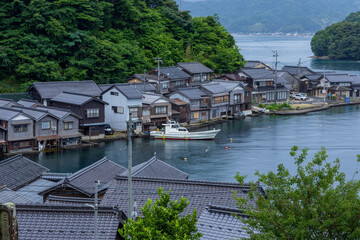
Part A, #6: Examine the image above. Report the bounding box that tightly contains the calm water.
[24,105,360,183]
[14,35,360,183]
[234,34,360,76]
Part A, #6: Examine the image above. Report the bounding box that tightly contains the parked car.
[104,124,115,135]
[293,93,307,101]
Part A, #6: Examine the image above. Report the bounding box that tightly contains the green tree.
[234,146,360,239]
[119,188,202,240]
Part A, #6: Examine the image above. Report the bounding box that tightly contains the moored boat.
[150,121,220,140]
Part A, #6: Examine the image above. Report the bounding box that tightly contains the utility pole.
[154,57,162,93]
[127,113,133,220]
[273,50,278,103]
[323,67,326,104]
[94,180,100,240]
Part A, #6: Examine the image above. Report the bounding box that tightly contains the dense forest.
[311,11,360,60]
[176,0,360,33]
[0,0,244,92]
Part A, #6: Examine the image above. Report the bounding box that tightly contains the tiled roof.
[130,83,156,93]
[0,98,17,107]
[0,154,49,190]
[201,83,229,94]
[17,99,41,108]
[16,204,125,240]
[0,107,22,121]
[256,85,289,92]
[326,74,353,83]
[303,74,323,81]
[11,106,52,121]
[115,84,143,99]
[157,66,191,80]
[198,205,251,240]
[30,80,102,99]
[98,84,113,92]
[120,156,188,179]
[282,66,315,76]
[142,93,168,105]
[350,75,360,84]
[35,106,73,119]
[211,80,242,91]
[239,68,274,80]
[176,87,209,100]
[40,157,127,197]
[218,74,247,81]
[16,178,58,203]
[0,187,33,204]
[177,62,214,74]
[51,92,94,105]
[128,74,160,82]
[328,85,352,91]
[101,176,261,216]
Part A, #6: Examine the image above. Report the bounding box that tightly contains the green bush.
[265,102,291,111]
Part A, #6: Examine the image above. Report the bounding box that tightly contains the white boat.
[150,121,221,140]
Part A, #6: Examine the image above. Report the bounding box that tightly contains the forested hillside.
[0,0,244,91]
[311,11,360,60]
[177,0,360,33]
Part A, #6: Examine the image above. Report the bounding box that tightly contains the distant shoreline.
[231,33,314,37]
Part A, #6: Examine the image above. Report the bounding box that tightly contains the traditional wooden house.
[11,106,60,150]
[17,99,42,108]
[142,93,172,131]
[27,80,102,106]
[200,83,230,119]
[170,98,190,123]
[35,106,82,147]
[147,66,191,94]
[176,62,214,83]
[282,65,316,79]
[299,74,324,95]
[238,68,289,103]
[50,92,108,140]
[169,87,210,123]
[244,60,272,70]
[0,107,34,152]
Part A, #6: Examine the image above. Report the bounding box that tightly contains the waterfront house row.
[0,101,82,153]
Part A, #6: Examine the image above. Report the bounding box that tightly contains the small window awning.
[36,135,60,141]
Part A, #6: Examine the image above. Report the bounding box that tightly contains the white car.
[293,93,307,101]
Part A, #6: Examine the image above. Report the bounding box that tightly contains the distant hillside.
[176,0,360,33]
[311,11,360,60]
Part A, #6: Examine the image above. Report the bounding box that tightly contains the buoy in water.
[268,126,271,129]
[184,157,187,161]
[226,147,228,150]
[230,138,233,142]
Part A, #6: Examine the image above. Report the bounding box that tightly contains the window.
[142,109,150,116]
[194,74,201,81]
[212,95,229,104]
[234,94,242,103]
[191,100,200,107]
[162,83,168,89]
[266,81,272,86]
[86,109,100,118]
[64,122,73,130]
[245,91,250,97]
[19,141,31,148]
[201,111,207,116]
[110,91,119,96]
[129,107,138,117]
[41,121,50,130]
[112,106,124,114]
[175,80,184,86]
[201,74,207,81]
[155,106,167,114]
[14,124,28,133]
[193,112,199,119]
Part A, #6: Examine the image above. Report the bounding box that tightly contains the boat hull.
[150,129,220,140]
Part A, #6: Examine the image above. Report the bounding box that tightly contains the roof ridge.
[114,175,251,188]
[69,157,109,180]
[132,156,157,175]
[0,154,50,172]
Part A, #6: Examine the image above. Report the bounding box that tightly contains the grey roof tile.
[121,156,188,179]
[51,92,94,105]
[240,68,275,80]
[157,66,191,80]
[176,87,209,100]
[142,93,168,105]
[0,107,22,121]
[326,74,354,83]
[16,178,58,203]
[40,157,127,197]
[101,176,261,217]
[201,83,229,94]
[17,99,41,108]
[0,187,33,204]
[16,204,125,240]
[11,106,51,121]
[129,83,156,93]
[198,205,251,240]
[114,84,143,99]
[177,62,214,74]
[0,154,49,190]
[30,80,102,99]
